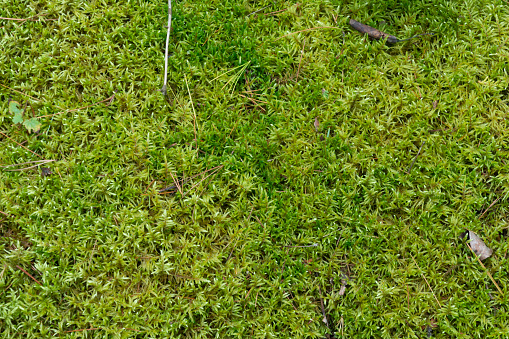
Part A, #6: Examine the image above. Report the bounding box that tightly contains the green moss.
[1,0,509,337]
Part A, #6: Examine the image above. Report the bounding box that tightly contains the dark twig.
[161,0,172,95]
[318,286,330,331]
[247,4,272,17]
[349,19,434,44]
[407,141,425,174]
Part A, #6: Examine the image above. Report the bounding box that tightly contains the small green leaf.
[23,118,41,133]
[9,101,24,124]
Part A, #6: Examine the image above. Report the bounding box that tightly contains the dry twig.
[410,256,441,308]
[0,131,43,159]
[407,141,425,174]
[466,243,503,295]
[16,265,42,285]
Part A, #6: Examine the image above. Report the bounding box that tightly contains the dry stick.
[158,165,223,194]
[407,141,425,174]
[182,165,224,197]
[0,282,13,297]
[1,159,55,168]
[0,14,50,22]
[274,26,340,42]
[238,94,267,111]
[238,93,268,104]
[5,160,56,171]
[466,243,503,295]
[265,8,287,16]
[196,166,222,198]
[318,286,330,330]
[410,256,441,308]
[168,171,182,195]
[184,75,198,143]
[247,4,272,17]
[34,93,115,119]
[0,17,26,21]
[0,84,40,102]
[0,131,43,159]
[202,28,220,46]
[143,179,156,194]
[161,0,172,95]
[16,265,42,285]
[479,196,501,219]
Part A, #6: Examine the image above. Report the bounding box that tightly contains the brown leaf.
[314,117,319,132]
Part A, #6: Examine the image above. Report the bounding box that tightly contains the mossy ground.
[1,0,509,337]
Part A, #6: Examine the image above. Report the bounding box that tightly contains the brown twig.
[16,265,42,285]
[197,166,222,198]
[34,93,115,119]
[184,75,198,144]
[182,165,224,197]
[157,165,223,194]
[0,131,43,159]
[168,171,182,195]
[0,210,11,217]
[410,256,441,307]
[466,243,503,295]
[407,141,425,174]
[0,282,13,297]
[202,28,220,46]
[0,84,40,102]
[265,8,287,16]
[143,179,156,194]
[479,196,501,219]
[318,286,330,330]
[161,0,172,95]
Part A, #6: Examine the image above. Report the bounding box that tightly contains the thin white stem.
[161,0,172,95]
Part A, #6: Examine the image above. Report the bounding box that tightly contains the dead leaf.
[314,117,319,132]
[460,230,493,260]
[41,167,52,177]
